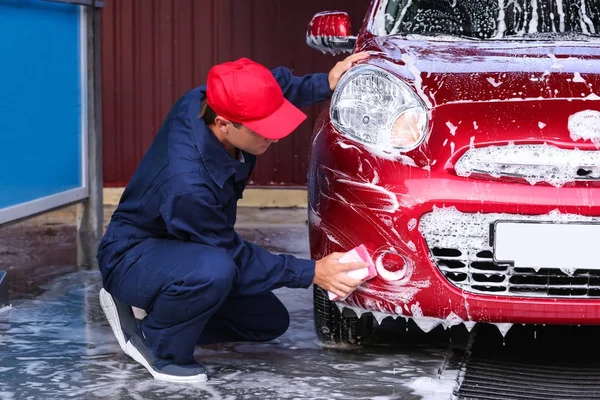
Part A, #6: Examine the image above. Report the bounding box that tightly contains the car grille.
[419,207,600,298]
[454,144,600,187]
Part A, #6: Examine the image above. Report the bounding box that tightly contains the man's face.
[225,123,278,156]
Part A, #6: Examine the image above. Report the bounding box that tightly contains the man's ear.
[214,116,230,133]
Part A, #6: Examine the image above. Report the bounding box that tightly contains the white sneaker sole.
[125,340,208,383]
[99,288,130,356]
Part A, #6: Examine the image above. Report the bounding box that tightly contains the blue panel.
[0,0,82,209]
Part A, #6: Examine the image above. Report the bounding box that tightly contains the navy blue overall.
[97,67,332,365]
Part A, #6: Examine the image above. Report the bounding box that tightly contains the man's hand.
[313,252,368,299]
[328,51,370,91]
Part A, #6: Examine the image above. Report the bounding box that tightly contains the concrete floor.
[0,206,458,399]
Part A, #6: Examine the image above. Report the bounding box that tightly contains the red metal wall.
[101,0,371,188]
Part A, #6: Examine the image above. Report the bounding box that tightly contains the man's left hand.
[328,51,370,91]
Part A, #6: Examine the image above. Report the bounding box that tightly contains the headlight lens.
[330,65,428,152]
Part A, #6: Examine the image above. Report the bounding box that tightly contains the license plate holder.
[492,220,600,270]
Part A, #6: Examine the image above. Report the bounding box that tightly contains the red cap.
[206,58,307,140]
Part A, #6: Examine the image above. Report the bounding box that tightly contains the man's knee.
[182,249,237,300]
[206,250,237,294]
[159,251,237,322]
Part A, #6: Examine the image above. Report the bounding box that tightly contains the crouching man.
[97,53,370,383]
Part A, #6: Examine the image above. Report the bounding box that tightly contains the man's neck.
[209,124,237,158]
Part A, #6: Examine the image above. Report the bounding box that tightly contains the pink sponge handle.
[353,244,378,279]
[327,244,377,302]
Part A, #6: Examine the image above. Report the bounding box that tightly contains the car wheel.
[313,285,374,346]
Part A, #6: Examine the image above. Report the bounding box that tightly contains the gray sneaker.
[99,288,138,356]
[126,330,208,383]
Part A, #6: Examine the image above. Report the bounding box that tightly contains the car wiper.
[394,32,600,42]
[401,33,481,41]
[500,33,600,41]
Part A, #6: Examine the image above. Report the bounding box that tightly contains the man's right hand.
[313,252,368,299]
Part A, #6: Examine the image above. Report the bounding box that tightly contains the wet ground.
[0,207,460,400]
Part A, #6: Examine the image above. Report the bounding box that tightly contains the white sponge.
[328,244,377,301]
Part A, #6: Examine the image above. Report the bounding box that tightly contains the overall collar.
[192,88,252,188]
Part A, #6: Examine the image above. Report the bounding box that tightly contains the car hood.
[362,36,600,108]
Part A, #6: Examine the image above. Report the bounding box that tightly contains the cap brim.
[243,99,307,140]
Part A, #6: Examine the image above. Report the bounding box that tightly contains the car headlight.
[330,64,428,153]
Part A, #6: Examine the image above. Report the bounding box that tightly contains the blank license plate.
[493,221,600,270]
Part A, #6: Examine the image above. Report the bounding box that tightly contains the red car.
[306,0,600,345]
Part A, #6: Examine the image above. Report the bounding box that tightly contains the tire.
[313,285,374,346]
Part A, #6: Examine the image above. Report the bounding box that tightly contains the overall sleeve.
[270,66,333,108]
[159,188,315,295]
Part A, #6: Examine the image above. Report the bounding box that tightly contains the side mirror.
[306,11,356,55]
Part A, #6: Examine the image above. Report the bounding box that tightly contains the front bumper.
[308,121,600,329]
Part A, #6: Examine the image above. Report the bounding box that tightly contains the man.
[97,52,370,383]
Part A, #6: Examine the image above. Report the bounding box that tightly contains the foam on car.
[455,142,600,187]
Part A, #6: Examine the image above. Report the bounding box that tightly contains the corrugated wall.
[101,0,371,187]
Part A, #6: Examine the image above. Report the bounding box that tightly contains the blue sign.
[0,0,87,224]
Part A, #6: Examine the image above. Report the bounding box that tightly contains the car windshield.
[376,0,600,40]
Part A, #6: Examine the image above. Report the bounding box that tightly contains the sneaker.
[99,288,138,356]
[126,330,208,383]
